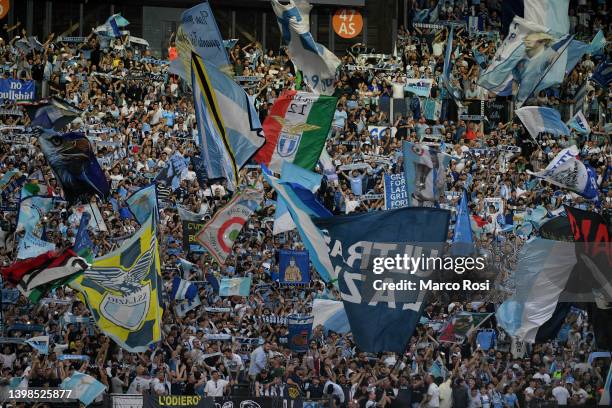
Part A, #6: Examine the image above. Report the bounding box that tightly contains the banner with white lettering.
[383,173,410,210]
[0,79,35,101]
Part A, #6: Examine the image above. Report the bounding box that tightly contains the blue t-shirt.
[349,175,364,196]
[504,393,518,407]
[333,109,347,128]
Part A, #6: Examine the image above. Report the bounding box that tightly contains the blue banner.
[383,173,409,210]
[278,249,310,285]
[0,79,35,101]
[287,314,313,353]
[314,207,450,352]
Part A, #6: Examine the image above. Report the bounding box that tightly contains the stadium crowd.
[0,0,610,407]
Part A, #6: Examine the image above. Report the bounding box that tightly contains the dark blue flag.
[190,155,208,187]
[591,59,612,88]
[287,315,314,353]
[314,207,450,353]
[278,249,310,285]
[73,212,93,255]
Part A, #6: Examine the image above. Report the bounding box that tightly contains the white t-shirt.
[533,372,551,384]
[552,386,570,405]
[204,378,229,397]
[427,382,441,407]
[126,376,151,394]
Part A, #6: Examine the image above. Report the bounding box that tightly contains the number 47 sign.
[332,9,363,39]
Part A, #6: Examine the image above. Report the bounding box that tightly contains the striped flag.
[170,277,198,302]
[191,52,264,191]
[601,363,612,405]
[1,248,88,302]
[262,170,335,283]
[254,91,336,174]
[566,110,591,135]
[572,81,588,114]
[496,238,577,342]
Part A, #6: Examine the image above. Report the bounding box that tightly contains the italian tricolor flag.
[255,91,337,174]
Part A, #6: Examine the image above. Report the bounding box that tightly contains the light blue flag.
[60,372,106,406]
[601,364,612,405]
[442,26,463,105]
[191,52,264,191]
[25,335,49,355]
[515,34,574,107]
[274,162,323,234]
[16,195,54,237]
[451,190,474,256]
[312,299,350,334]
[17,231,56,259]
[565,31,606,74]
[170,2,231,80]
[515,106,570,139]
[126,184,158,225]
[95,14,129,38]
[404,78,434,97]
[263,169,335,283]
[402,142,451,207]
[219,276,252,297]
[496,238,577,342]
[566,110,591,135]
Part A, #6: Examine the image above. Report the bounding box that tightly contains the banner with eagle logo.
[254,91,336,174]
[196,188,262,264]
[69,215,163,352]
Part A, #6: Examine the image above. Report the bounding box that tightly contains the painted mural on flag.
[196,188,262,264]
[255,91,336,173]
[287,314,314,352]
[383,173,409,210]
[403,141,450,207]
[277,249,310,285]
[314,207,450,352]
[404,78,434,97]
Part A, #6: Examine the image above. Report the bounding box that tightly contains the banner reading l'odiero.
[0,78,35,101]
[143,394,306,408]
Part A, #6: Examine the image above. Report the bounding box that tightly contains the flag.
[60,372,106,406]
[592,59,612,88]
[73,212,94,262]
[312,299,350,334]
[69,216,163,352]
[601,364,612,405]
[496,238,577,342]
[451,190,474,256]
[95,13,129,38]
[206,272,220,293]
[314,207,450,352]
[527,146,598,199]
[479,16,551,94]
[19,98,82,131]
[278,249,310,284]
[155,151,188,191]
[25,335,49,355]
[287,314,313,352]
[177,205,204,222]
[502,0,569,37]
[38,132,110,205]
[572,81,588,114]
[170,277,198,302]
[263,170,335,282]
[17,231,56,260]
[219,276,252,297]
[1,248,88,302]
[177,258,199,277]
[439,312,493,343]
[515,106,570,138]
[514,34,574,107]
[403,142,450,207]
[190,155,208,187]
[191,52,264,191]
[567,110,591,135]
[565,31,606,74]
[274,161,322,235]
[254,91,336,174]
[271,0,340,95]
[565,206,612,344]
[170,1,231,81]
[534,301,573,342]
[16,194,54,237]
[126,184,158,225]
[442,26,464,104]
[196,188,262,264]
[404,78,434,97]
